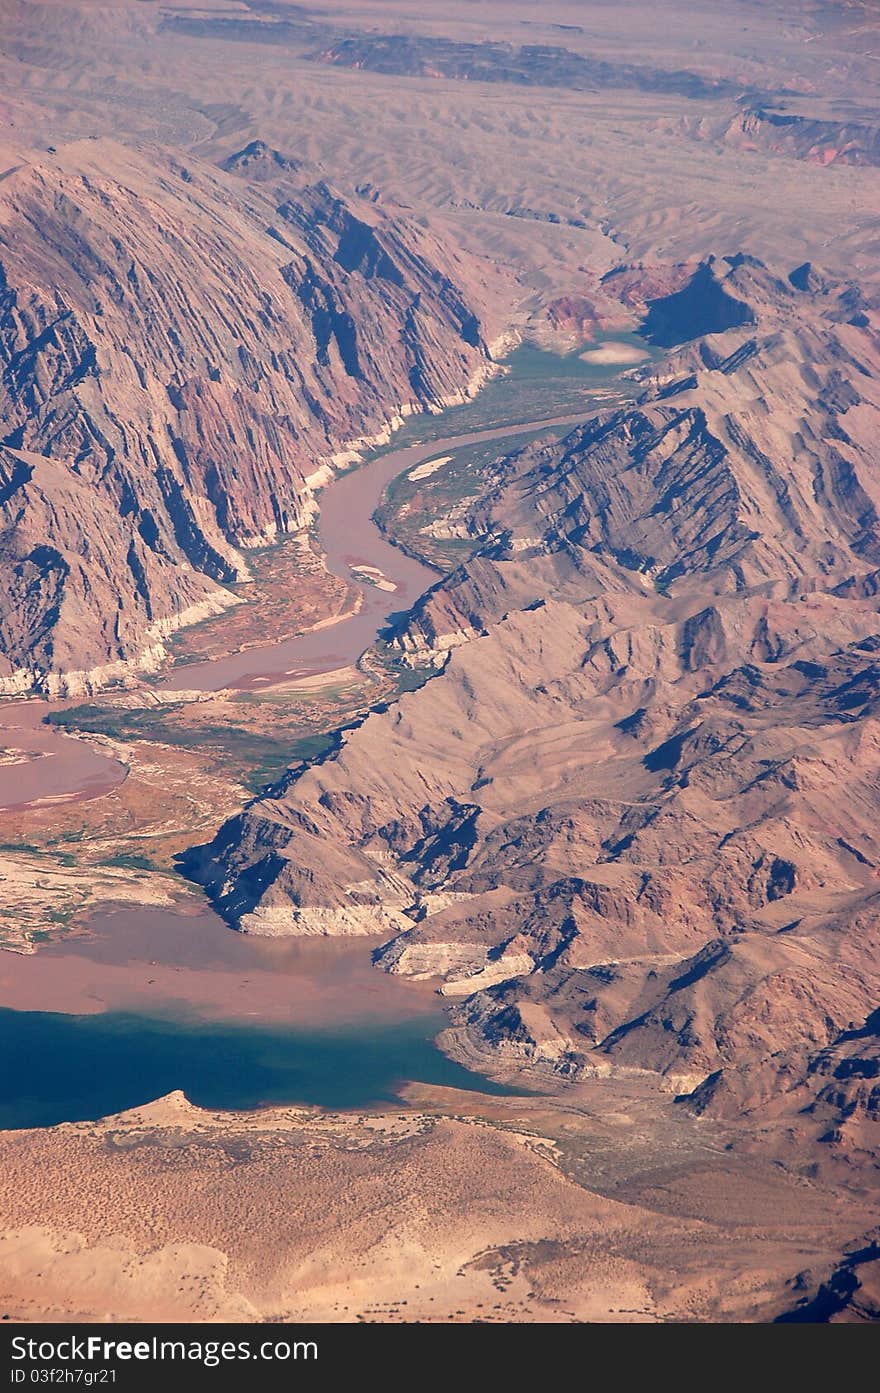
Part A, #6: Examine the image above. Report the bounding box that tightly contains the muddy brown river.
[0,380,631,1120]
[0,697,127,813]
[160,411,592,693]
[0,409,591,809]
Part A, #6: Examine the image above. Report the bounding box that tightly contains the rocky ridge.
[0,136,505,693]
[186,255,880,1141]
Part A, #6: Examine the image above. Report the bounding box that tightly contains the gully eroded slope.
[187,256,880,1157]
[0,136,503,694]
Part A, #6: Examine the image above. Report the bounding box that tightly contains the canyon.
[188,252,880,1154]
[0,132,508,695]
[0,0,878,1324]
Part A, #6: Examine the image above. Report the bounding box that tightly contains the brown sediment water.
[0,904,439,1026]
[0,410,589,811]
[160,411,592,693]
[0,407,610,1110]
[0,904,517,1127]
[0,874,516,1127]
[0,699,126,813]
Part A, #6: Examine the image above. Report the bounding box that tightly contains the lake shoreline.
[0,341,650,1122]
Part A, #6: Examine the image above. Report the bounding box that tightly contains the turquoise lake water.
[0,1005,510,1129]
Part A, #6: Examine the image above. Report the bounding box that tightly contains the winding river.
[160,411,594,694]
[0,408,594,809]
[0,353,644,1123]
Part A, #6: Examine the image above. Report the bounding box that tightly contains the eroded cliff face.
[0,137,502,693]
[186,256,880,1135]
[714,106,880,168]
